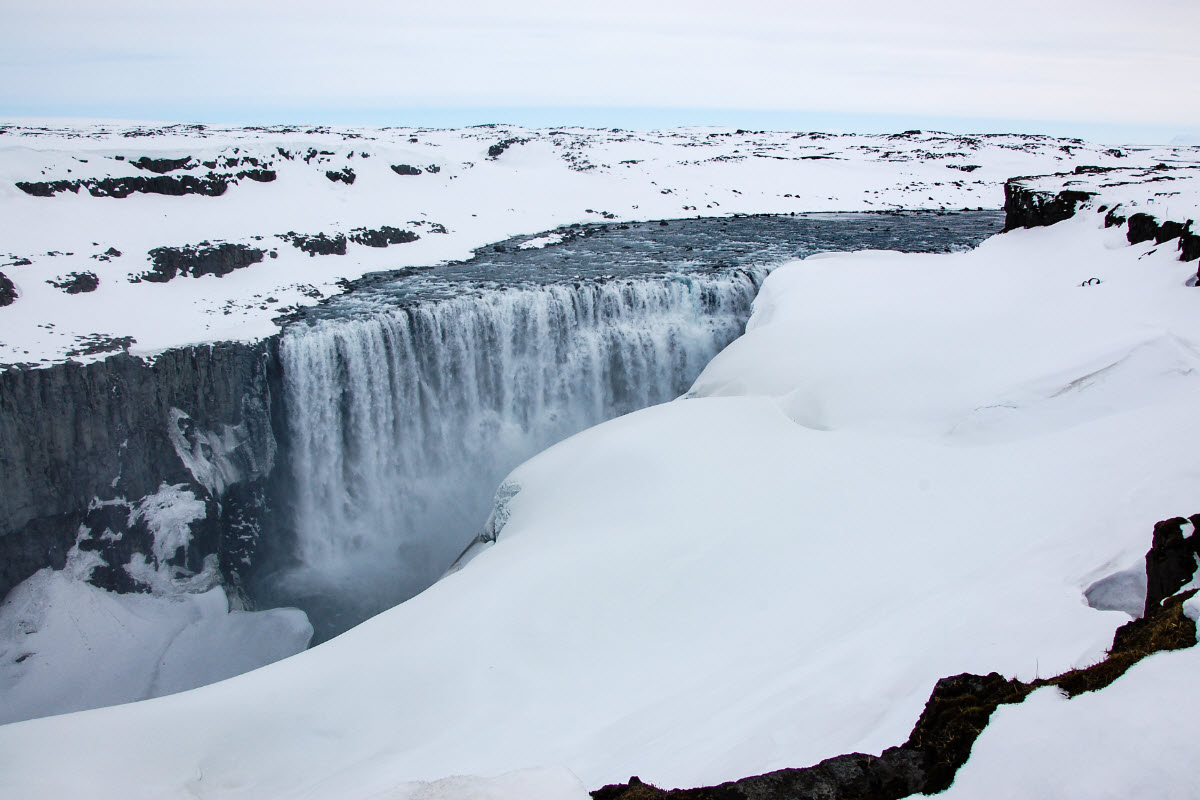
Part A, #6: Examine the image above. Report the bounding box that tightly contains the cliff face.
[1003,168,1200,267]
[1002,179,1096,232]
[0,342,279,600]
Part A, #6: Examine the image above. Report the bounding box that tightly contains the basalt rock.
[15,169,273,198]
[1144,515,1200,614]
[85,174,230,198]
[0,271,16,306]
[130,156,193,174]
[1126,213,1161,245]
[282,231,348,257]
[137,243,265,282]
[390,164,422,176]
[47,271,99,294]
[347,226,419,248]
[1002,181,1094,231]
[0,342,279,600]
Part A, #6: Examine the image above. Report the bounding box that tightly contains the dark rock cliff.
[1002,180,1095,232]
[1004,174,1198,266]
[0,342,281,600]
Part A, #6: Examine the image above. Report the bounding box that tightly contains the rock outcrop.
[0,271,15,306]
[15,169,275,199]
[1002,180,1095,232]
[136,243,266,282]
[1004,168,1199,266]
[0,342,279,600]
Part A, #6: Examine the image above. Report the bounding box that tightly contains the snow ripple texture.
[278,270,763,633]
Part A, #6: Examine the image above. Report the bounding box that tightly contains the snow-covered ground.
[0,486,313,726]
[2,147,1199,797]
[1,121,1194,366]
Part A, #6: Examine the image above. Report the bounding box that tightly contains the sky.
[3,0,1198,143]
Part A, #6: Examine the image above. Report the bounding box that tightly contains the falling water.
[275,271,762,636]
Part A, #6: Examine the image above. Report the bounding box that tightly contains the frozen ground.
[1,159,1198,797]
[1,121,1194,366]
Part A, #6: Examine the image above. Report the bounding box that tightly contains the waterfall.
[274,270,763,636]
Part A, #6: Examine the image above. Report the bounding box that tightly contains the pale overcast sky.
[3,0,1198,141]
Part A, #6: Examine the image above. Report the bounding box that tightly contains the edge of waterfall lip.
[276,210,1005,329]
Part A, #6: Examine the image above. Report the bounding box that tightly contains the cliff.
[0,341,278,599]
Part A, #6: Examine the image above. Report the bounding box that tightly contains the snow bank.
[1,190,1198,797]
[0,563,312,725]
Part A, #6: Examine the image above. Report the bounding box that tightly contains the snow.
[0,563,312,726]
[1,177,1199,798]
[1,122,1194,367]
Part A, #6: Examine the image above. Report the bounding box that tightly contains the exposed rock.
[390,164,422,176]
[1126,212,1161,245]
[130,156,193,174]
[325,167,355,184]
[15,170,273,198]
[237,169,277,183]
[487,137,528,158]
[136,243,265,283]
[15,180,77,197]
[64,334,135,358]
[0,271,16,306]
[281,231,348,257]
[86,174,229,198]
[1182,229,1200,262]
[47,271,99,294]
[347,225,419,248]
[1002,180,1094,231]
[1144,515,1200,614]
[0,342,279,599]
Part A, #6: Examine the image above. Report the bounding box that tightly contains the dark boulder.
[136,243,265,282]
[325,168,355,184]
[1144,515,1200,614]
[15,180,78,197]
[347,226,419,248]
[281,232,348,256]
[47,271,99,294]
[0,271,16,306]
[130,156,193,174]
[390,164,422,176]
[1127,213,1161,245]
[1002,180,1094,231]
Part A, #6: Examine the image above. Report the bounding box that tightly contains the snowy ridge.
[1,122,1195,366]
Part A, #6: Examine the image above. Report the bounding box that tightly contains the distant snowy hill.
[1,122,1193,366]
[1,124,1198,799]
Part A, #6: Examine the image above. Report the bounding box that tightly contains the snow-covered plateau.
[1,122,1200,799]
